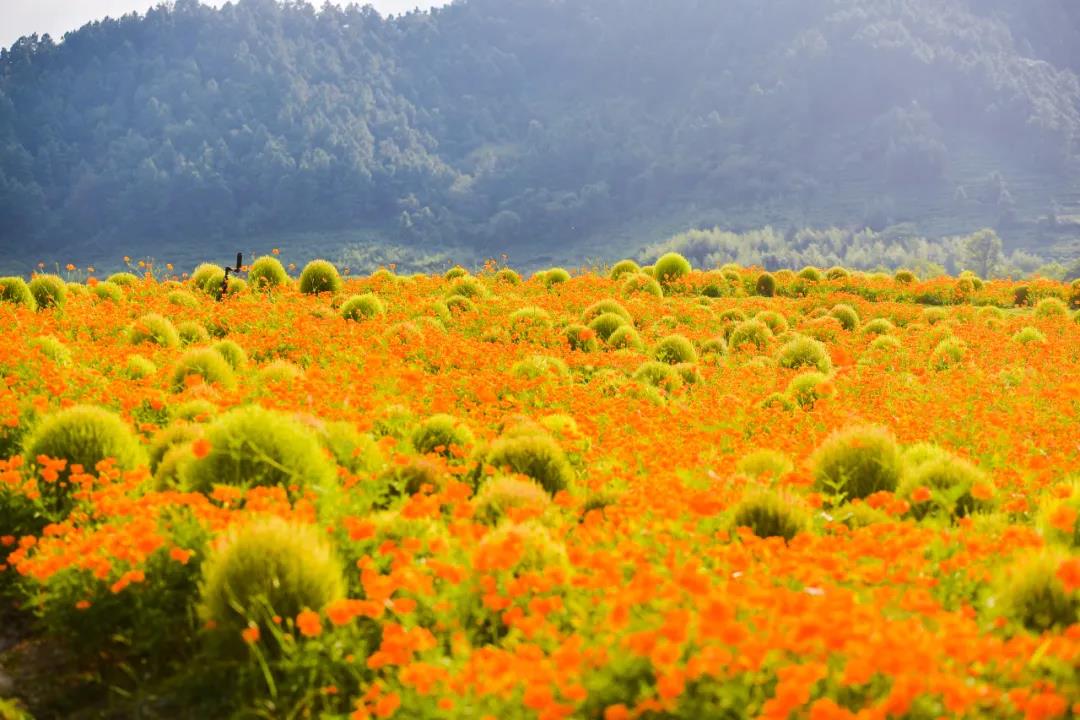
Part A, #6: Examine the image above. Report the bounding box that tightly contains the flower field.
[1,255,1079,720]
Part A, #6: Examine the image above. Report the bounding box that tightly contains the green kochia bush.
[565,324,599,352]
[106,272,138,286]
[25,405,147,513]
[341,293,386,321]
[607,325,645,351]
[583,299,632,324]
[171,348,237,391]
[811,425,903,500]
[898,450,993,520]
[1034,297,1068,318]
[652,334,697,365]
[177,320,211,346]
[608,259,641,280]
[411,414,475,458]
[182,405,336,495]
[652,252,691,285]
[776,336,832,373]
[200,517,346,637]
[212,339,248,370]
[755,272,776,297]
[471,475,551,526]
[28,274,67,309]
[621,273,663,299]
[829,304,860,331]
[191,263,226,296]
[92,281,123,302]
[485,433,574,496]
[732,491,808,541]
[736,449,794,479]
[247,256,290,290]
[129,313,181,347]
[588,312,629,341]
[728,319,772,351]
[994,553,1079,633]
[298,259,342,295]
[632,361,683,393]
[0,277,36,310]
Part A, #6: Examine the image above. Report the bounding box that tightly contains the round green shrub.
[148,422,202,472]
[825,266,849,280]
[621,273,663,299]
[472,475,552,525]
[317,421,383,475]
[30,335,71,366]
[106,272,138,286]
[26,406,146,510]
[171,348,237,391]
[898,452,993,520]
[411,414,475,458]
[728,319,772,352]
[444,266,468,280]
[583,299,632,324]
[298,259,342,295]
[511,354,569,380]
[700,336,727,360]
[755,310,788,334]
[176,321,210,347]
[894,269,917,284]
[341,293,386,321]
[994,553,1078,633]
[588,312,630,342]
[212,339,248,370]
[760,392,795,411]
[91,281,123,302]
[1013,327,1047,345]
[168,290,199,308]
[653,252,692,285]
[777,336,832,373]
[1034,297,1068,318]
[607,325,645,351]
[543,267,571,287]
[609,260,641,280]
[718,308,747,323]
[732,491,807,541]
[125,355,157,380]
[28,275,67,310]
[172,400,218,423]
[674,362,702,386]
[923,307,948,325]
[868,335,901,353]
[0,277,36,310]
[929,337,966,371]
[652,334,698,365]
[257,361,303,387]
[829,304,860,331]
[444,294,477,314]
[785,371,831,409]
[736,449,794,479]
[447,276,489,300]
[1039,486,1079,548]
[811,425,903,500]
[958,271,984,290]
[797,266,823,282]
[1013,285,1031,307]
[182,406,335,494]
[632,361,683,393]
[248,256,290,290]
[862,318,895,336]
[199,517,345,636]
[485,433,574,495]
[509,306,553,332]
[494,268,521,285]
[477,521,567,574]
[565,324,599,352]
[128,313,180,348]
[191,263,226,295]
[374,457,449,504]
[755,272,776,297]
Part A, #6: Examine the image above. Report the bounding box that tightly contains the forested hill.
[2,0,1080,273]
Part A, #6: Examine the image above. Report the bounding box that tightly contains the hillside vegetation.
[2,0,1080,272]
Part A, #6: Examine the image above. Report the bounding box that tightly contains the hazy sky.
[1,1,444,50]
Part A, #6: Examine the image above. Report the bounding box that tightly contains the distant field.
[1,257,1078,719]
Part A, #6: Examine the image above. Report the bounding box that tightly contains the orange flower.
[241,625,260,645]
[1056,558,1080,593]
[296,609,322,638]
[911,486,933,503]
[191,438,212,459]
[169,547,193,564]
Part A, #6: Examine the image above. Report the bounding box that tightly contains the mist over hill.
[2,0,1080,273]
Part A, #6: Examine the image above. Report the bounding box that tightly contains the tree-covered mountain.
[2,0,1080,273]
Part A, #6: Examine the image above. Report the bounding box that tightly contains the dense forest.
[2,0,1080,273]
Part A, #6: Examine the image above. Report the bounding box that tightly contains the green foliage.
[728,319,772,352]
[542,267,571,287]
[825,266,849,280]
[472,475,552,525]
[25,405,146,512]
[797,266,823,282]
[0,276,36,310]
[318,421,383,475]
[699,336,727,361]
[736,449,794,479]
[776,336,832,373]
[212,339,248,370]
[447,276,488,299]
[609,260,641,280]
[812,425,903,500]
[632,361,683,393]
[652,334,698,365]
[755,272,776,297]
[829,304,860,331]
[929,337,966,371]
[621,273,663,299]
[129,313,180,347]
[607,325,645,351]
[894,269,918,284]
[494,268,521,285]
[171,348,237,391]
[298,259,343,295]
[485,433,574,495]
[588,312,629,341]
[732,491,807,541]
[1012,326,1047,345]
[785,371,830,409]
[148,422,202,472]
[106,272,138,286]
[341,293,386,321]
[125,354,157,379]
[28,274,67,310]
[200,517,345,636]
[511,354,569,380]
[962,229,1003,279]
[177,320,211,346]
[29,335,71,366]
[994,553,1079,633]
[862,318,895,335]
[898,451,993,520]
[1034,297,1068,318]
[583,299,631,324]
[182,405,336,494]
[444,267,468,280]
[411,414,475,458]
[191,263,226,296]
[565,324,599,352]
[652,252,692,285]
[257,360,303,387]
[248,256,290,290]
[91,280,123,302]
